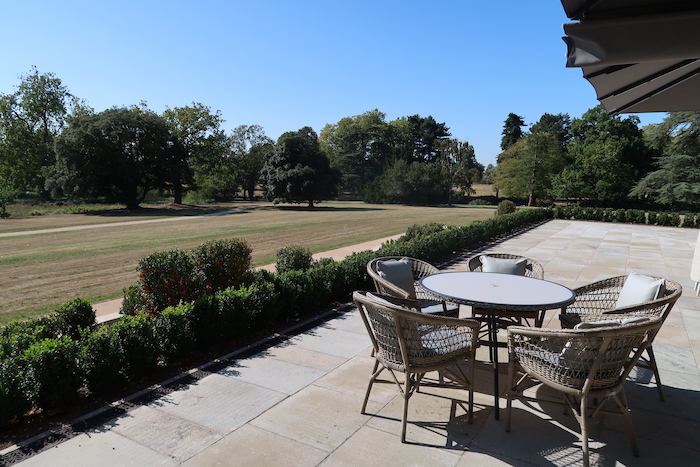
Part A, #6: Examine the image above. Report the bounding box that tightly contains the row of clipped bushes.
[554,205,700,228]
[0,208,552,428]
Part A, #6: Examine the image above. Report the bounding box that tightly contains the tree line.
[0,68,483,211]
[2,67,699,213]
[490,108,700,209]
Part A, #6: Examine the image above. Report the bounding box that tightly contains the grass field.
[0,201,496,325]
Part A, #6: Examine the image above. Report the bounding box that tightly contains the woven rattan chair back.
[559,275,682,401]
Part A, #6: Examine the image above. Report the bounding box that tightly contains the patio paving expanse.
[5,220,700,466]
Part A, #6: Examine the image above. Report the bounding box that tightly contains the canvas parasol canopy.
[561,0,700,114]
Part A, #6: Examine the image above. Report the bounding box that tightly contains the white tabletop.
[420,271,576,311]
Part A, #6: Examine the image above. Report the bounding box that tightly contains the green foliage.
[0,183,15,218]
[495,200,517,216]
[230,124,275,201]
[48,106,188,209]
[262,126,341,207]
[121,284,146,316]
[647,211,658,225]
[500,113,526,151]
[401,222,446,241]
[138,250,200,313]
[630,154,700,208]
[79,327,127,394]
[155,303,196,363]
[54,298,96,340]
[0,357,31,428]
[191,238,252,293]
[276,245,314,273]
[365,159,451,205]
[22,337,81,409]
[109,314,158,381]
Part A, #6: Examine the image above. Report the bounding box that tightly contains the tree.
[436,138,483,203]
[370,159,452,205]
[500,113,526,151]
[552,106,653,204]
[530,113,571,152]
[0,67,76,194]
[630,154,700,207]
[262,127,340,207]
[494,133,566,206]
[162,103,227,203]
[319,109,392,196]
[406,115,451,163]
[631,112,700,207]
[48,107,188,209]
[230,124,274,201]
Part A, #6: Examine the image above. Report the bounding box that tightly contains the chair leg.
[580,396,590,467]
[401,374,412,443]
[645,346,666,401]
[362,360,382,414]
[505,359,515,432]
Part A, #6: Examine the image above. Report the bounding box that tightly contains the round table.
[419,271,576,419]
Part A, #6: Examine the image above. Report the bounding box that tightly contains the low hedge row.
[0,208,551,428]
[553,205,698,227]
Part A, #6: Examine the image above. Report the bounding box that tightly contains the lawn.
[0,201,495,325]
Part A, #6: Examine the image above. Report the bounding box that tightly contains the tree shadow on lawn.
[270,205,384,212]
[83,204,253,218]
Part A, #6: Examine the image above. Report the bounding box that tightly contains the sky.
[0,1,667,168]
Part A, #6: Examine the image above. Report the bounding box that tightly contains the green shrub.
[79,327,127,394]
[668,212,681,227]
[155,303,196,363]
[657,212,671,226]
[401,222,446,241]
[121,284,146,316]
[0,357,31,428]
[647,211,658,224]
[191,238,252,294]
[54,298,95,340]
[138,250,200,313]
[0,318,56,359]
[683,213,698,228]
[22,337,81,410]
[495,200,516,216]
[276,245,314,273]
[109,314,158,381]
[628,209,646,224]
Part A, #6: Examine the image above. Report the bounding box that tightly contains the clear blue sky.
[0,1,666,167]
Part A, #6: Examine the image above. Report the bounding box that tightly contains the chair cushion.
[573,316,650,329]
[377,257,416,299]
[615,271,665,308]
[480,255,527,275]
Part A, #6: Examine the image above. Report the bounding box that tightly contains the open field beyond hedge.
[0,201,495,325]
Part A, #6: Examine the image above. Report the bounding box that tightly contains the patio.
[5,219,700,466]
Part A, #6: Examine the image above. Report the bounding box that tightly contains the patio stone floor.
[4,220,700,466]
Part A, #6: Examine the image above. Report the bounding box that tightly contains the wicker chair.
[367,256,459,317]
[467,253,546,328]
[505,318,663,467]
[559,275,682,401]
[353,290,480,442]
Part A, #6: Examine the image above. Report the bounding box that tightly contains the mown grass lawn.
[0,200,496,325]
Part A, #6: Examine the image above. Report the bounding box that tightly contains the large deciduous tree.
[494,133,566,205]
[319,109,392,197]
[48,107,187,209]
[530,113,571,152]
[0,67,76,194]
[405,115,451,163]
[552,106,652,204]
[436,138,483,203]
[262,127,340,207]
[230,124,274,201]
[162,103,227,203]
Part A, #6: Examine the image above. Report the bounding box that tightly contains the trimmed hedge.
[553,205,695,228]
[0,208,550,427]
